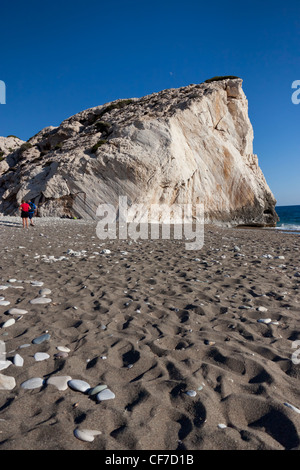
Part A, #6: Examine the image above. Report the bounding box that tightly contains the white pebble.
[257,306,268,312]
[284,402,300,414]
[7,308,28,315]
[96,388,115,401]
[34,352,50,361]
[21,377,44,389]
[47,375,72,391]
[185,390,197,397]
[74,428,102,442]
[13,354,24,367]
[0,373,16,390]
[57,346,70,353]
[2,318,15,328]
[257,318,272,324]
[39,288,52,295]
[0,360,12,371]
[68,379,91,393]
[30,297,52,304]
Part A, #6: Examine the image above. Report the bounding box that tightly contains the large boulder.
[0,78,278,227]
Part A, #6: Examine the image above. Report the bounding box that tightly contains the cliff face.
[0,78,278,226]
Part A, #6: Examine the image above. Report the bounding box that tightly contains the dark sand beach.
[0,217,300,450]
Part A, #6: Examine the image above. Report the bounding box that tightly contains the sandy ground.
[0,216,300,450]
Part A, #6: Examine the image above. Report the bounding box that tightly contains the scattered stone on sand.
[13,354,24,367]
[284,402,300,414]
[257,318,272,324]
[57,346,70,353]
[0,373,16,390]
[96,388,115,401]
[32,333,51,344]
[34,352,50,361]
[185,390,197,397]
[30,297,52,305]
[0,300,10,306]
[21,377,44,389]
[68,379,91,393]
[74,428,102,442]
[0,360,12,371]
[39,288,52,295]
[47,375,72,391]
[88,384,108,396]
[54,351,68,358]
[1,318,15,328]
[7,308,28,315]
[257,306,268,312]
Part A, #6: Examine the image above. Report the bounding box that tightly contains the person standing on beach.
[19,200,31,228]
[28,200,37,226]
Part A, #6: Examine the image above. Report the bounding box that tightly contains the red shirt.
[20,203,30,212]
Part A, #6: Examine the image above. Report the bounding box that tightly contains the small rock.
[2,318,15,328]
[185,390,197,397]
[96,388,115,401]
[0,373,16,390]
[32,333,51,344]
[39,288,52,295]
[34,352,50,361]
[88,384,108,396]
[30,297,52,305]
[204,340,215,346]
[257,318,272,324]
[57,346,70,353]
[284,402,300,414]
[74,428,102,442]
[7,308,28,315]
[257,306,268,312]
[13,354,24,367]
[68,379,91,393]
[21,377,44,389]
[47,375,72,391]
[0,360,12,371]
[54,351,68,359]
[0,300,10,306]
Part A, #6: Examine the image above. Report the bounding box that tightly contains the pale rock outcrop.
[0,136,25,174]
[0,78,278,226]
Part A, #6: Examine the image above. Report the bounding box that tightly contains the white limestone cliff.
[0,78,278,226]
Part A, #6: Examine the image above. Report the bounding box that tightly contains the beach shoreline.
[0,217,300,450]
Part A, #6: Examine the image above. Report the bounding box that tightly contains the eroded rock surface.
[0,78,278,226]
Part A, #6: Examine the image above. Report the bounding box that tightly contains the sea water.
[275,205,300,232]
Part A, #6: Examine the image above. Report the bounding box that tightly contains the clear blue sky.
[1,0,299,206]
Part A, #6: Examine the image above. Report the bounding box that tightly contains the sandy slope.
[0,217,300,450]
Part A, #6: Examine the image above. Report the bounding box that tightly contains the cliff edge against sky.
[0,78,278,227]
